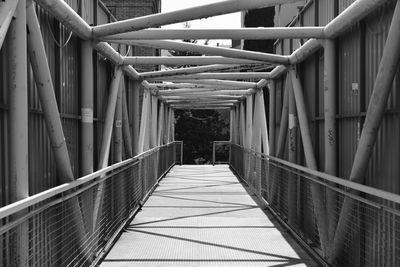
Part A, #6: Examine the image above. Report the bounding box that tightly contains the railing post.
[8,0,28,264]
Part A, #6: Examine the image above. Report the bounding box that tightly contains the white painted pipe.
[158,89,252,96]
[0,0,19,49]
[160,95,243,100]
[151,72,272,81]
[34,0,91,39]
[289,39,323,64]
[121,40,290,64]
[105,27,325,40]
[92,0,304,36]
[151,79,258,89]
[139,64,240,79]
[121,80,133,158]
[123,56,264,66]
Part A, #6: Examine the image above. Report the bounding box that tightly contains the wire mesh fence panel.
[230,144,400,266]
[0,142,181,267]
[213,141,230,164]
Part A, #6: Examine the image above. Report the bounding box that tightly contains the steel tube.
[268,81,276,156]
[27,3,74,182]
[114,79,123,162]
[153,72,272,81]
[158,89,252,96]
[0,0,19,49]
[157,102,165,146]
[290,67,329,256]
[92,0,302,36]
[123,56,264,66]
[34,0,91,39]
[151,96,158,148]
[275,77,289,158]
[132,81,140,155]
[8,0,28,264]
[105,27,325,41]
[331,0,400,262]
[139,64,240,79]
[123,40,290,64]
[81,41,94,175]
[122,83,133,158]
[245,95,253,149]
[151,79,258,89]
[138,90,151,153]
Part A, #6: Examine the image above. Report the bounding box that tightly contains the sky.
[161,0,242,46]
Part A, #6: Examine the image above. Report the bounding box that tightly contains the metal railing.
[212,141,231,165]
[0,141,182,267]
[230,144,400,266]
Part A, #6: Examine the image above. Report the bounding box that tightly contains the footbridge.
[1,0,400,266]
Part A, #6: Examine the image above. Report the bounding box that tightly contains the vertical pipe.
[240,102,246,146]
[114,79,123,162]
[138,89,150,153]
[268,80,276,156]
[132,81,140,155]
[157,102,165,146]
[151,96,158,148]
[290,67,329,256]
[230,108,234,142]
[27,0,74,182]
[324,39,338,245]
[256,91,269,155]
[288,78,298,226]
[8,0,28,264]
[81,41,94,175]
[171,109,175,141]
[245,95,253,149]
[332,0,400,262]
[122,84,133,158]
[275,77,289,158]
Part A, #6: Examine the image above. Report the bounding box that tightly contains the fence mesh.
[230,144,400,266]
[0,142,180,267]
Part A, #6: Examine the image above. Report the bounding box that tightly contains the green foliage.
[175,110,229,164]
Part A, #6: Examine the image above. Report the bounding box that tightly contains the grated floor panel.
[101,165,318,267]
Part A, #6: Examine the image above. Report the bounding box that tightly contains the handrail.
[212,141,230,165]
[231,143,400,205]
[0,141,180,220]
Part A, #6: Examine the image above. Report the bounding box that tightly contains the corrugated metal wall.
[0,1,140,204]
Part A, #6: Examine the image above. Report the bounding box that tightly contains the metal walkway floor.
[101,165,318,266]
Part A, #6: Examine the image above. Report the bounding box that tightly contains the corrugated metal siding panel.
[338,0,357,13]
[98,5,110,25]
[338,118,359,179]
[81,0,95,24]
[302,2,314,26]
[318,0,334,26]
[275,41,283,55]
[283,39,291,55]
[292,20,302,51]
[0,111,9,206]
[338,25,361,114]
[300,57,316,119]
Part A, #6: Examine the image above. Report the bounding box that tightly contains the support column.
[151,96,158,148]
[240,102,246,146]
[288,78,298,226]
[324,39,338,245]
[138,89,150,153]
[268,80,276,156]
[132,81,140,155]
[275,77,289,158]
[8,0,28,264]
[114,78,123,162]
[157,102,165,146]
[245,95,253,149]
[290,67,329,256]
[81,41,94,175]
[331,0,400,262]
[122,83,133,158]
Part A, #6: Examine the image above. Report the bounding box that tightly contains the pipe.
[26,2,74,182]
[34,0,91,39]
[123,56,264,66]
[114,78,123,162]
[323,39,338,246]
[256,91,269,155]
[0,0,19,50]
[331,0,400,262]
[139,64,240,79]
[160,95,243,100]
[92,0,303,36]
[121,40,290,64]
[149,82,255,89]
[151,72,272,81]
[289,39,323,64]
[157,102,165,146]
[290,67,329,256]
[122,83,133,158]
[245,95,253,149]
[8,0,28,264]
[152,79,258,89]
[268,80,276,156]
[158,89,252,96]
[138,90,151,153]
[151,96,158,148]
[105,27,326,41]
[132,81,140,156]
[288,76,298,226]
[81,41,94,175]
[275,77,289,158]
